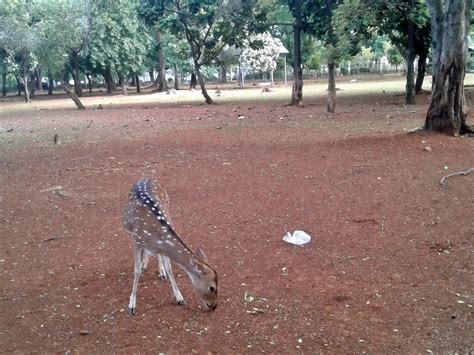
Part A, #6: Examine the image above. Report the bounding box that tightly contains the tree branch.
[440,168,474,188]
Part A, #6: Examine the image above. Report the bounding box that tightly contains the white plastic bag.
[282,230,312,245]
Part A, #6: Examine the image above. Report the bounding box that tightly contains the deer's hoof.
[128,307,137,315]
[177,300,186,306]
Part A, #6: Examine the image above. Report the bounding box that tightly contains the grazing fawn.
[123,178,218,315]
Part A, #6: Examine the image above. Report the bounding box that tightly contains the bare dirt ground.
[0,80,473,353]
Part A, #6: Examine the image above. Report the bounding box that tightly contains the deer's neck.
[153,233,199,281]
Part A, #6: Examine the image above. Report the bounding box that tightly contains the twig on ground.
[42,236,61,243]
[86,120,93,128]
[439,168,474,188]
[70,149,100,161]
[327,256,355,266]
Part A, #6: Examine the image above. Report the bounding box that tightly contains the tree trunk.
[427,0,443,86]
[2,68,6,97]
[149,70,155,83]
[289,0,303,106]
[61,79,85,109]
[103,66,115,94]
[405,55,415,104]
[155,30,168,92]
[48,72,54,95]
[415,54,427,94]
[86,74,92,93]
[194,63,214,104]
[34,67,40,91]
[405,1,416,105]
[136,75,141,93]
[327,62,336,113]
[120,75,128,96]
[15,75,22,96]
[219,63,227,83]
[174,63,179,90]
[71,53,83,97]
[425,0,472,135]
[190,73,197,90]
[21,70,31,103]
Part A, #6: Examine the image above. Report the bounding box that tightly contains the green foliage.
[302,37,325,70]
[163,0,268,67]
[0,0,40,77]
[87,0,151,76]
[161,32,193,76]
[360,0,431,58]
[387,46,404,67]
[35,0,90,76]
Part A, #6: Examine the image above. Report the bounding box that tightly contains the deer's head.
[190,248,218,311]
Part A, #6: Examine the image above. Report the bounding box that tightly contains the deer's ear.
[195,247,208,263]
[189,257,204,273]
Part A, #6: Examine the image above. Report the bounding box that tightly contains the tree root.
[460,122,474,135]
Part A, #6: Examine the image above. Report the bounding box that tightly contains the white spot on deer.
[165,240,175,247]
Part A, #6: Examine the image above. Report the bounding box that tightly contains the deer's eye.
[209,286,215,292]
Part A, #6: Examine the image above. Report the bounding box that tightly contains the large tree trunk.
[289,0,303,106]
[173,63,179,90]
[21,70,31,103]
[327,62,336,113]
[135,75,141,93]
[427,0,443,85]
[190,72,197,90]
[120,75,128,96]
[2,68,6,97]
[47,71,54,95]
[415,53,427,94]
[219,63,227,83]
[194,63,214,104]
[71,53,83,97]
[155,31,168,92]
[405,1,416,105]
[425,0,472,135]
[34,67,41,91]
[61,79,85,110]
[15,75,21,96]
[103,66,115,94]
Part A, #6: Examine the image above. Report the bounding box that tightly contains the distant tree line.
[0,0,471,135]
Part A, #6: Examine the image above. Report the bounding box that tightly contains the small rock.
[79,330,90,335]
[423,146,432,152]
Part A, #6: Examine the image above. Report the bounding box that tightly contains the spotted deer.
[123,178,218,315]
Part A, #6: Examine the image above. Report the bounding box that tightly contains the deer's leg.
[128,243,144,315]
[157,254,167,280]
[141,249,151,271]
[161,255,185,305]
